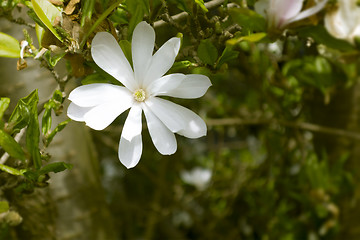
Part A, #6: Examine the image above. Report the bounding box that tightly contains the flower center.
[133,89,146,102]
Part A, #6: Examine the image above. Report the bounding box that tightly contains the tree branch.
[206,118,360,141]
[154,0,237,28]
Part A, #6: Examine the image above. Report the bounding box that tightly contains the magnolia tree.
[1,0,360,239]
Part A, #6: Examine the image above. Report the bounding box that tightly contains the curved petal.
[161,74,212,99]
[325,9,350,39]
[324,0,360,43]
[278,0,303,20]
[142,103,177,155]
[143,37,181,86]
[83,99,133,130]
[91,32,136,91]
[145,97,185,132]
[132,21,155,87]
[67,102,92,121]
[121,104,143,141]
[146,97,207,138]
[285,0,327,26]
[119,134,143,169]
[147,73,185,96]
[68,84,132,107]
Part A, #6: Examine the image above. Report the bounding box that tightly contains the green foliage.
[41,90,69,147]
[0,164,26,176]
[0,32,20,58]
[125,0,149,37]
[0,201,9,214]
[2,0,360,238]
[24,90,41,169]
[0,130,25,161]
[0,98,10,121]
[31,0,62,42]
[216,46,239,68]
[283,56,346,98]
[194,0,208,12]
[119,39,132,66]
[81,0,96,26]
[43,50,66,68]
[229,8,266,32]
[7,90,38,135]
[298,25,354,52]
[197,39,218,65]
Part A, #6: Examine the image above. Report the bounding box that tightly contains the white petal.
[146,97,207,138]
[279,0,304,20]
[285,0,327,26]
[161,74,212,99]
[143,37,181,86]
[145,97,185,132]
[67,102,92,121]
[324,0,360,43]
[91,32,136,91]
[147,73,185,96]
[83,100,133,130]
[132,21,155,87]
[121,104,143,141]
[142,103,177,155]
[68,84,132,107]
[119,134,142,169]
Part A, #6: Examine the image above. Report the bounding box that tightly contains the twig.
[154,0,233,28]
[0,128,27,165]
[206,118,360,141]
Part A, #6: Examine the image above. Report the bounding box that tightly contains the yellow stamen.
[133,89,146,102]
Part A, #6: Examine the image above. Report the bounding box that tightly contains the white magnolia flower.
[67,21,211,168]
[324,0,360,44]
[255,0,328,29]
[181,167,212,190]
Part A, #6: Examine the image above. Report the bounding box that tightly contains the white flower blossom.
[67,21,211,168]
[181,167,212,190]
[324,0,360,44]
[255,0,328,29]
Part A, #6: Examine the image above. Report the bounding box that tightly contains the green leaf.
[297,25,354,52]
[227,32,267,45]
[41,90,63,136]
[81,73,111,85]
[38,162,72,175]
[81,0,96,26]
[43,50,66,68]
[229,8,266,32]
[0,164,26,176]
[169,0,191,13]
[127,4,144,38]
[169,60,197,72]
[0,201,9,214]
[0,98,10,120]
[8,90,38,134]
[194,0,208,12]
[81,63,119,85]
[197,39,218,65]
[110,8,129,25]
[0,129,25,160]
[119,40,132,67]
[216,46,239,68]
[31,0,63,42]
[22,90,41,169]
[283,56,346,96]
[44,119,70,147]
[0,32,20,58]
